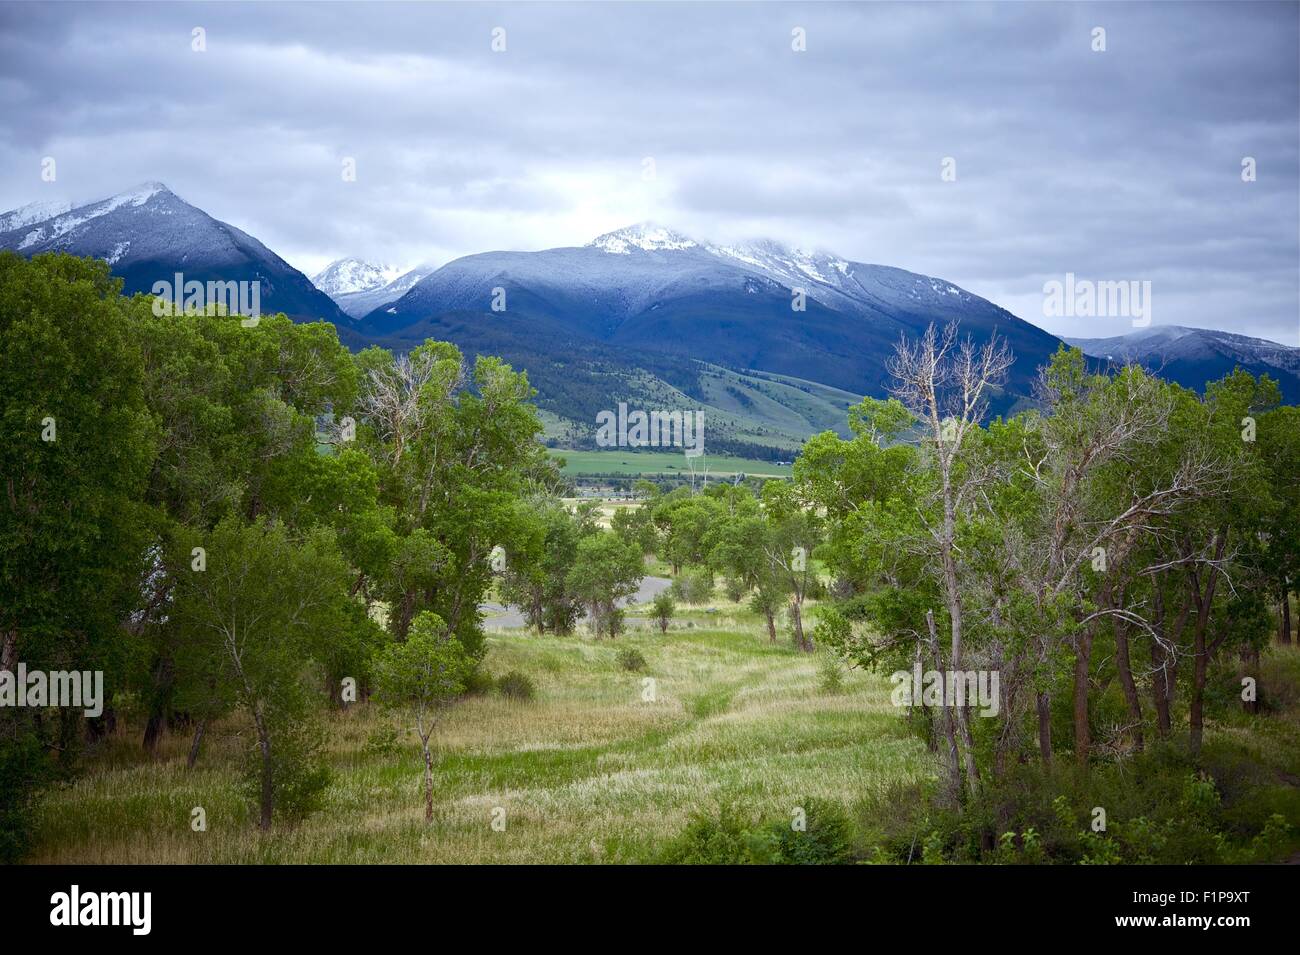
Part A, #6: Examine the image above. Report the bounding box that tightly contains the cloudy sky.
[1,1,1297,342]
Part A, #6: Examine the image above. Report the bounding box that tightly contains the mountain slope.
[359,223,1062,418]
[311,258,403,297]
[332,264,436,319]
[0,183,347,323]
[1066,326,1300,403]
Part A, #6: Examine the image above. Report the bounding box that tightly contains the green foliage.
[650,592,675,633]
[816,651,845,694]
[0,731,48,863]
[615,647,647,672]
[670,569,713,605]
[496,670,537,701]
[658,798,858,864]
[567,531,644,637]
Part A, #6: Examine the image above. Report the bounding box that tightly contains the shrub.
[658,803,774,864]
[658,799,860,865]
[463,667,497,696]
[817,651,845,694]
[651,592,675,633]
[772,797,856,864]
[361,725,402,758]
[496,670,536,701]
[616,647,647,672]
[241,721,332,825]
[671,569,713,605]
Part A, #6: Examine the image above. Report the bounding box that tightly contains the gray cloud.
[0,1,1296,343]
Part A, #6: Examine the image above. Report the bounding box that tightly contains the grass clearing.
[30,624,931,864]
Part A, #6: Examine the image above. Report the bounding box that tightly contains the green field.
[550,448,792,478]
[29,603,930,864]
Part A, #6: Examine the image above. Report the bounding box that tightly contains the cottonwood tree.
[886,321,1011,796]
[567,532,645,638]
[172,516,347,829]
[374,612,471,822]
[759,480,822,652]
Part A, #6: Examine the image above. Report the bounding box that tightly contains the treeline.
[0,252,564,849]
[800,324,1300,860]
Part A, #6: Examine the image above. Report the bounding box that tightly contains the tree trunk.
[0,628,16,671]
[764,608,777,643]
[790,599,810,652]
[422,740,434,823]
[927,610,963,807]
[142,654,175,754]
[1072,627,1093,768]
[1280,585,1292,645]
[187,718,208,770]
[1189,640,1208,756]
[1113,618,1145,752]
[1036,691,1053,765]
[252,707,273,830]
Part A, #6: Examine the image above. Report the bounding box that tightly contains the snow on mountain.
[587,223,700,254]
[0,198,73,234]
[1066,326,1300,402]
[311,258,405,297]
[332,264,437,319]
[0,182,347,323]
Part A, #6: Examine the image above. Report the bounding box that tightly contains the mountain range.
[0,183,347,323]
[4,184,1297,451]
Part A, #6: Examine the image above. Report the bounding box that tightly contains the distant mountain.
[359,222,1064,419]
[1065,326,1300,403]
[311,258,404,297]
[0,183,347,323]
[332,264,436,319]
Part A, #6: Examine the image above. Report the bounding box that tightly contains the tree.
[886,321,1011,797]
[0,253,156,836]
[651,592,676,634]
[374,612,471,822]
[172,517,347,829]
[759,480,821,653]
[567,532,645,638]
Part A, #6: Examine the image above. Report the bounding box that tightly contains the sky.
[0,1,1297,343]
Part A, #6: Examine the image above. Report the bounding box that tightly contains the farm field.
[549,448,793,478]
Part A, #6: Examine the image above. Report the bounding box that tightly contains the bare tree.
[888,321,1013,798]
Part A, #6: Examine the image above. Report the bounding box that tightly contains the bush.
[671,569,713,605]
[496,670,536,701]
[616,647,647,672]
[651,592,675,633]
[361,725,402,758]
[0,731,47,863]
[241,721,332,825]
[463,667,497,696]
[657,798,859,865]
[658,803,773,864]
[817,651,845,694]
[772,797,856,864]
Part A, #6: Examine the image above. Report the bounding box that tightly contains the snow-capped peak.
[706,238,853,291]
[0,182,170,238]
[311,258,405,296]
[0,198,73,234]
[588,223,699,254]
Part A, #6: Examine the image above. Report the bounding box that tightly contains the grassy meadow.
[29,601,932,864]
[27,580,1300,865]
